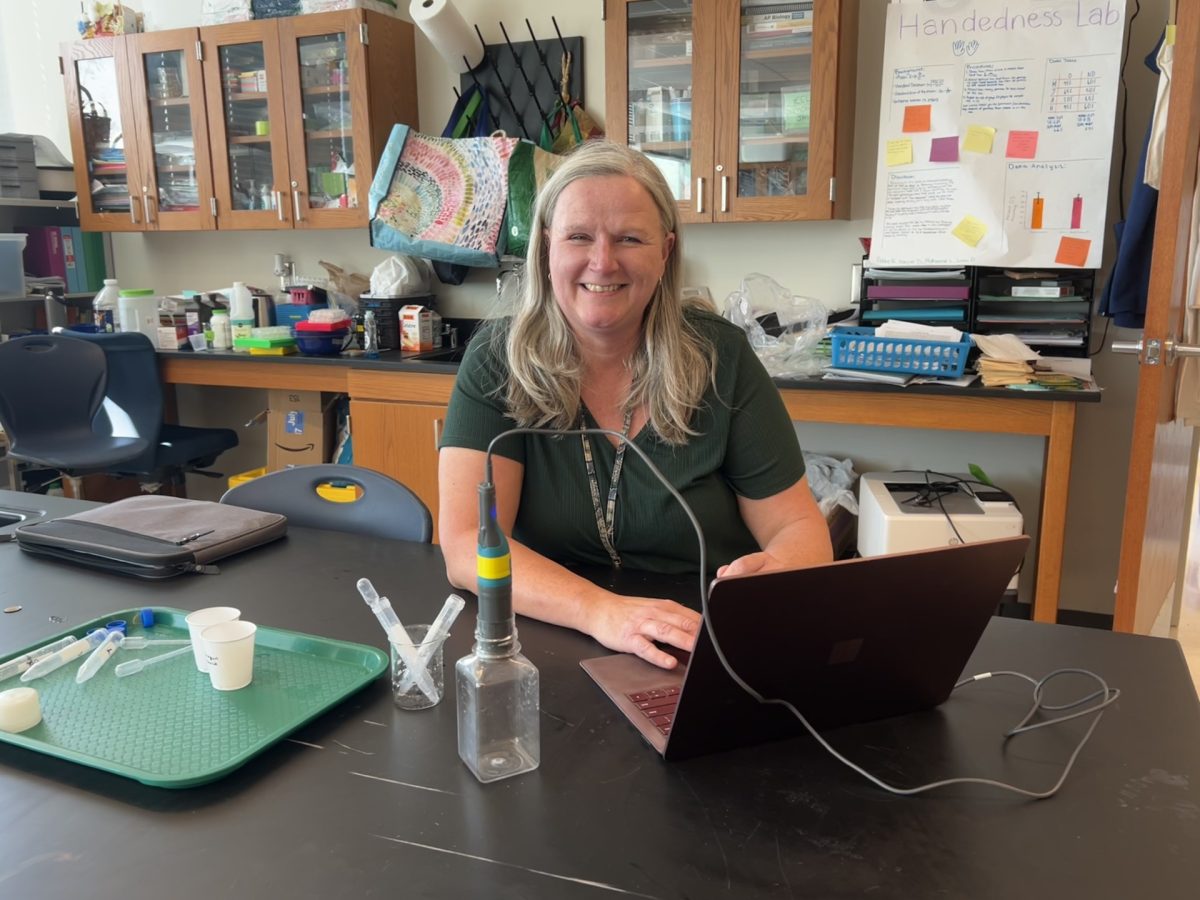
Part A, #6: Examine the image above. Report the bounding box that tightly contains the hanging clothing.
[1145,36,1174,189]
[1100,33,1166,329]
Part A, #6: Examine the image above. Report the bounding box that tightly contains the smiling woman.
[436,141,833,671]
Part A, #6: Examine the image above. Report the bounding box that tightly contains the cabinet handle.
[291,181,303,222]
[720,175,728,213]
[432,418,443,452]
[274,190,284,222]
[695,177,704,214]
[129,194,138,224]
[142,194,153,224]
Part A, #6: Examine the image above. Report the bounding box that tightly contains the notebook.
[580,536,1029,761]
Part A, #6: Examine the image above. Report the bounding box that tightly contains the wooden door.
[61,37,148,232]
[1113,8,1200,633]
[350,399,447,541]
[277,11,372,229]
[201,20,293,229]
[124,29,216,231]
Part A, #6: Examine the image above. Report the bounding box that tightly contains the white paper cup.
[185,607,241,672]
[201,620,257,691]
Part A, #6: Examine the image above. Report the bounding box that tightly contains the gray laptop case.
[581,536,1030,760]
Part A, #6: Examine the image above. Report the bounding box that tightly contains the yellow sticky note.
[963,125,996,154]
[952,215,987,247]
[1055,236,1091,267]
[886,138,914,167]
[1166,24,1176,46]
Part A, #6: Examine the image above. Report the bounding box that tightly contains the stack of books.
[742,2,813,51]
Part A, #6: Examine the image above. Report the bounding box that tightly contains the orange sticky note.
[1055,236,1091,267]
[963,125,996,154]
[886,138,914,167]
[1006,130,1039,159]
[952,215,987,247]
[903,104,932,133]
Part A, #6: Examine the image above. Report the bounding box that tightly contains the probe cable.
[485,429,1120,799]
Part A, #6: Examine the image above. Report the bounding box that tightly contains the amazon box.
[267,389,336,471]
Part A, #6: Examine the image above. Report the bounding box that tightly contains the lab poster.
[868,0,1126,268]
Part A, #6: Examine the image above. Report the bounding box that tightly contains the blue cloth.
[1099,35,1165,329]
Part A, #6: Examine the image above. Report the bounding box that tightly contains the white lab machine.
[857,472,1024,590]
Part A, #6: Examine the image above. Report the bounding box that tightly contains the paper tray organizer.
[829,326,972,378]
[0,608,387,788]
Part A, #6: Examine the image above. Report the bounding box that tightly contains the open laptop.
[581,536,1029,761]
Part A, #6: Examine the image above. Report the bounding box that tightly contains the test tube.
[0,636,77,683]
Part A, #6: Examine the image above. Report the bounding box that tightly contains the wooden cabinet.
[605,0,857,223]
[61,10,416,232]
[350,398,448,540]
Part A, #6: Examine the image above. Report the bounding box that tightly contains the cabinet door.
[277,11,372,229]
[350,399,446,540]
[62,37,149,232]
[605,0,716,225]
[201,21,293,229]
[714,0,856,222]
[124,29,216,231]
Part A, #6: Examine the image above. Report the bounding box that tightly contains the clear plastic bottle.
[229,281,255,350]
[210,310,232,350]
[92,278,120,332]
[456,481,540,783]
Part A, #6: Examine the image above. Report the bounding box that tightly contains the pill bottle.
[211,310,232,351]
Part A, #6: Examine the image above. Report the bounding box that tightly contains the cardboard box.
[400,304,441,351]
[267,390,337,471]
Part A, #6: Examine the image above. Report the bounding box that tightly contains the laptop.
[581,536,1029,761]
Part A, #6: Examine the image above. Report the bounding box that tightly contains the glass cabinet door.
[217,41,278,213]
[296,32,355,210]
[735,1,813,201]
[142,50,200,215]
[624,0,697,209]
[63,39,145,231]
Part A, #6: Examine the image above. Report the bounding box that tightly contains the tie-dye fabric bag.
[369,124,518,268]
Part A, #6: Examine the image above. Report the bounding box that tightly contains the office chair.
[0,332,237,487]
[220,464,433,543]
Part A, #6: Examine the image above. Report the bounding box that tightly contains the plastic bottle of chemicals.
[229,282,255,351]
[210,310,232,351]
[92,278,120,332]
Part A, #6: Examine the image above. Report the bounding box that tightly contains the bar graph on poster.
[868,0,1126,268]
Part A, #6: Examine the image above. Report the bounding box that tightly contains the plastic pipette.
[119,637,190,650]
[397,594,466,693]
[114,645,191,678]
[0,636,77,683]
[21,630,108,682]
[75,630,123,684]
[356,578,438,702]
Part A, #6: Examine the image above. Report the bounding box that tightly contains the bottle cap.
[139,608,155,628]
[119,289,155,297]
[105,620,127,634]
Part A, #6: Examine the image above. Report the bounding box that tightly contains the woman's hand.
[716,551,785,579]
[584,595,702,670]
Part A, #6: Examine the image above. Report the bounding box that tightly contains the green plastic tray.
[0,607,387,788]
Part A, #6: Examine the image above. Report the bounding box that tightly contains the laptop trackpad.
[581,654,685,755]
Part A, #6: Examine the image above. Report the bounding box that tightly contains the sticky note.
[903,104,932,133]
[886,138,914,167]
[930,136,959,162]
[963,125,996,154]
[1055,236,1091,267]
[952,215,987,247]
[1166,23,1176,46]
[1006,130,1039,159]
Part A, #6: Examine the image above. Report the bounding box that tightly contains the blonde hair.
[500,141,716,445]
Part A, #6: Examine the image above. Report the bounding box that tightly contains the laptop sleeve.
[14,495,287,579]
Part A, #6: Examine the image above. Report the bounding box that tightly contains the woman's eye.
[620,236,644,244]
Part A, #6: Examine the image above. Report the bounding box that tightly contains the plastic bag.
[505,140,566,258]
[368,255,429,297]
[802,452,859,520]
[724,273,829,377]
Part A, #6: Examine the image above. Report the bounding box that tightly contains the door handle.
[1111,338,1200,366]
[142,193,153,224]
[720,175,729,213]
[274,190,284,222]
[695,177,704,214]
[291,180,303,222]
[129,194,139,224]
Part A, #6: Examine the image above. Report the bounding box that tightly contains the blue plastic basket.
[829,327,971,378]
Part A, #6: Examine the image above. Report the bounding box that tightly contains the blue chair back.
[220,464,433,543]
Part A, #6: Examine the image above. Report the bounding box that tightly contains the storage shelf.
[304,85,348,95]
[305,129,351,140]
[229,135,271,145]
[0,197,78,210]
[150,97,191,107]
[226,91,268,102]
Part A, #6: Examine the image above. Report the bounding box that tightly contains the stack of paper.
[978,357,1034,387]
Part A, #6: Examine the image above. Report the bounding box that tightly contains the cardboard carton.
[267,390,337,471]
[400,304,441,352]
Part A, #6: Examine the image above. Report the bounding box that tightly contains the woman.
[438,141,832,670]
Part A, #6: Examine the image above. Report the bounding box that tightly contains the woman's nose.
[588,237,618,271]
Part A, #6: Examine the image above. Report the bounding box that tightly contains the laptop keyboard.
[626,686,681,735]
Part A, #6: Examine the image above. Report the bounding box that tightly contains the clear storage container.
[0,233,27,299]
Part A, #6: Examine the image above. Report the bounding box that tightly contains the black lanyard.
[580,407,634,568]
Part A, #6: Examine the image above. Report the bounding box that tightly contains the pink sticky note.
[930,136,959,162]
[1006,130,1039,159]
[903,105,932,133]
[1055,236,1091,267]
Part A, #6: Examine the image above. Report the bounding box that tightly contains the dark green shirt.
[439,309,806,575]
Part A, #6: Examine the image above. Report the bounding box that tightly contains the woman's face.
[546,174,675,347]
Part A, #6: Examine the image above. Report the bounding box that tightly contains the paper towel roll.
[410,0,484,74]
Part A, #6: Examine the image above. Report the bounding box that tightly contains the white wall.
[0,0,1170,614]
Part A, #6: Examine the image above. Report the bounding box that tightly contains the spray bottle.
[455,475,540,783]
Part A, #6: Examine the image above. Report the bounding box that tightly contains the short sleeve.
[437,324,526,464]
[710,316,806,499]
